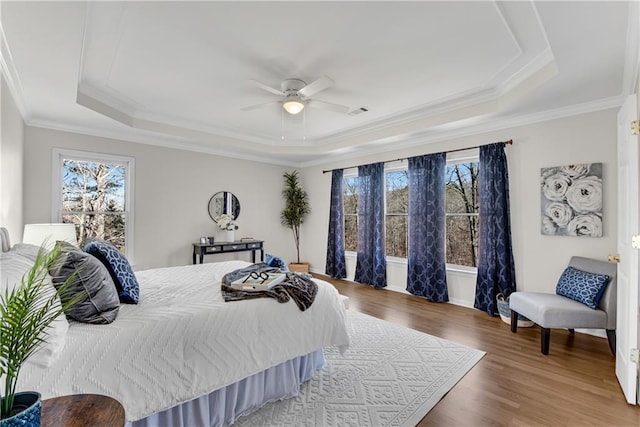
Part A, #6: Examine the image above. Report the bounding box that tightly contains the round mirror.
[208,191,240,221]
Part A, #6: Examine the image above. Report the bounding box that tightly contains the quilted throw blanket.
[221,263,317,311]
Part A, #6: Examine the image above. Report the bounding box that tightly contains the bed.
[1,230,350,426]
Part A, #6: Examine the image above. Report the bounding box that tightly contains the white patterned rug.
[235,310,485,427]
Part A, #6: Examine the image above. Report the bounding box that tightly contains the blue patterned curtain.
[474,142,517,315]
[325,169,347,278]
[406,153,448,301]
[354,162,386,288]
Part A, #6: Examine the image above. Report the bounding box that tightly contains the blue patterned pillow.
[264,253,289,271]
[84,239,139,304]
[555,266,610,309]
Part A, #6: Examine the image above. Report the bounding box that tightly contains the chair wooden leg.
[510,310,518,333]
[606,329,616,356]
[541,328,550,355]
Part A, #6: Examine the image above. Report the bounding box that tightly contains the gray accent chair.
[509,256,617,355]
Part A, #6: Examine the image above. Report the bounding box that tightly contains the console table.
[192,240,264,264]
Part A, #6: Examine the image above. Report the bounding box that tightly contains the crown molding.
[26,117,300,167]
[23,92,625,172]
[299,95,625,169]
[0,21,29,121]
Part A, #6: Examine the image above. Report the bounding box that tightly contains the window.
[343,175,358,252]
[385,169,408,258]
[445,161,479,268]
[341,157,479,269]
[53,149,134,259]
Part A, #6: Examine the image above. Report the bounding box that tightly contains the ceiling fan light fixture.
[283,100,305,115]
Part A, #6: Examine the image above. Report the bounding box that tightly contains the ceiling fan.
[241,76,351,115]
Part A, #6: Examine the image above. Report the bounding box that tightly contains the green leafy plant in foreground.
[0,244,79,419]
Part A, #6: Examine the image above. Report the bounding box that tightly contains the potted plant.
[280,170,311,273]
[0,244,78,426]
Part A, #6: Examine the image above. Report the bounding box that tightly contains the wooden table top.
[42,394,125,427]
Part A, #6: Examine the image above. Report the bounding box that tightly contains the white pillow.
[0,251,69,368]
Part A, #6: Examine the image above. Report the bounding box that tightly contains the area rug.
[235,310,485,426]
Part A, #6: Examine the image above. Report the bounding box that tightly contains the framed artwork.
[540,163,603,237]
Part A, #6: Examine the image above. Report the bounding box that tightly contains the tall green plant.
[280,170,311,264]
[0,244,78,418]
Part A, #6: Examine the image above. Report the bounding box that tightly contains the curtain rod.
[321,139,513,174]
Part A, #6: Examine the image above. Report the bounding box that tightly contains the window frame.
[383,163,409,261]
[51,148,135,262]
[444,149,479,272]
[342,171,359,255]
[340,150,480,275]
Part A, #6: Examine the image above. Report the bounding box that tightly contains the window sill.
[345,251,477,274]
[445,264,477,275]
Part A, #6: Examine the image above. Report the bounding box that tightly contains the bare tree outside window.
[385,170,408,258]
[343,175,359,252]
[445,162,479,267]
[61,159,128,252]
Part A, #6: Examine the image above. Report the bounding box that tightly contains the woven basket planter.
[497,293,534,328]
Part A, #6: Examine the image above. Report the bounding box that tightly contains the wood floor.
[317,274,640,427]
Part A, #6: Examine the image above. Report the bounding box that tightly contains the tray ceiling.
[1,1,637,165]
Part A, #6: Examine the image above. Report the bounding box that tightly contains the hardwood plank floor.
[317,274,640,426]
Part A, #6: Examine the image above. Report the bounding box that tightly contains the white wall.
[18,107,620,307]
[0,73,25,241]
[300,109,618,306]
[23,126,295,270]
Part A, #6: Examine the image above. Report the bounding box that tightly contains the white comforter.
[17,261,350,421]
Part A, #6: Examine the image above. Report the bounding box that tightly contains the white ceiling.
[1,1,638,166]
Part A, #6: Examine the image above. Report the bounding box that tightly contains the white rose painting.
[540,163,603,237]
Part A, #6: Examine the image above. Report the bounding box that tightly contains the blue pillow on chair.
[264,253,289,271]
[555,266,610,309]
[84,239,139,304]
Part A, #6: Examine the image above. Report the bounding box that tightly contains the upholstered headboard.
[1,227,11,252]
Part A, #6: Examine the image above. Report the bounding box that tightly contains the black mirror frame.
[208,191,240,222]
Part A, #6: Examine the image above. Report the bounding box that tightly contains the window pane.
[385,170,408,258]
[59,155,129,255]
[62,213,126,252]
[445,163,478,214]
[445,214,478,267]
[386,170,408,214]
[62,160,126,212]
[385,215,407,257]
[343,176,358,215]
[344,215,358,252]
[343,175,358,251]
[445,161,479,268]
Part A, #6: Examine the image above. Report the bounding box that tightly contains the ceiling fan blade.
[248,79,284,96]
[298,76,334,98]
[307,99,350,114]
[240,100,280,111]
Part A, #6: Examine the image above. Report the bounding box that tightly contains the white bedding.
[16,260,350,422]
